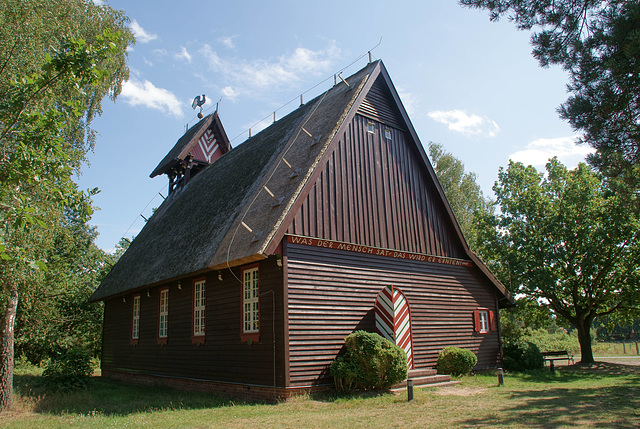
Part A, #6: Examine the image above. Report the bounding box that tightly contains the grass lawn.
[2,362,639,428]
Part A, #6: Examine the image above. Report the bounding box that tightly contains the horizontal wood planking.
[285,242,500,386]
[357,75,405,130]
[286,114,465,259]
[101,256,287,387]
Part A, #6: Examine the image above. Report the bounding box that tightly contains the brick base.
[101,369,330,402]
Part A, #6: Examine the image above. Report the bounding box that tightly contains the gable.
[150,112,231,179]
[285,113,466,259]
[357,75,405,130]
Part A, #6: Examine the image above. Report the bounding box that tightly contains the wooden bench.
[542,350,574,370]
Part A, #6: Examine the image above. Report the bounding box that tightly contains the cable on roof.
[185,39,383,146]
[119,182,168,248]
[223,43,379,282]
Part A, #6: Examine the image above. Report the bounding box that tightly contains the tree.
[15,208,113,364]
[0,0,132,410]
[475,158,640,363]
[428,142,491,250]
[460,1,640,190]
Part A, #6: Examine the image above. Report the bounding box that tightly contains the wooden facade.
[102,256,287,388]
[93,60,511,401]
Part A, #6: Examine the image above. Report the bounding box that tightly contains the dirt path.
[595,356,640,366]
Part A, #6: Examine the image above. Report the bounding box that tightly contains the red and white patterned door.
[375,285,414,369]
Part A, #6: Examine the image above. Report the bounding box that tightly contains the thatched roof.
[91,60,512,305]
[90,61,376,301]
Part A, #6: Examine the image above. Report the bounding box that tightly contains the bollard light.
[498,368,504,386]
[407,379,414,401]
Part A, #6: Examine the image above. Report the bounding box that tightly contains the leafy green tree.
[0,0,132,410]
[428,142,491,250]
[474,158,640,363]
[15,208,113,364]
[460,1,640,192]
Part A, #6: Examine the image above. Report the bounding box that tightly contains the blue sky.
[82,0,593,251]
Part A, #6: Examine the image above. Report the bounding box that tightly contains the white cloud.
[129,19,157,44]
[221,86,238,101]
[428,109,500,137]
[174,46,192,63]
[218,35,238,49]
[396,87,417,117]
[198,41,341,100]
[510,136,594,167]
[143,57,153,66]
[120,79,183,118]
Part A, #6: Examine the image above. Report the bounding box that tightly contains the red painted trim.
[130,294,141,346]
[286,235,473,267]
[489,310,497,332]
[240,263,260,343]
[191,277,206,345]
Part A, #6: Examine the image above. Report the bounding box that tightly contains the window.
[241,266,260,342]
[474,308,494,334]
[158,288,168,343]
[479,310,489,333]
[193,279,206,341]
[131,295,140,345]
[367,121,375,134]
[384,128,392,140]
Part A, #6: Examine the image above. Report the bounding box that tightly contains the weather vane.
[192,94,206,118]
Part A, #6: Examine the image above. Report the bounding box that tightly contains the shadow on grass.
[509,362,640,384]
[13,374,266,416]
[309,389,392,403]
[462,363,640,428]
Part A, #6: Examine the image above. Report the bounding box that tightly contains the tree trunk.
[0,284,18,411]
[577,318,595,364]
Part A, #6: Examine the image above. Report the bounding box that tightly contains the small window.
[474,308,494,334]
[384,128,392,140]
[367,122,375,134]
[131,295,140,345]
[158,288,169,343]
[193,280,206,340]
[479,310,489,333]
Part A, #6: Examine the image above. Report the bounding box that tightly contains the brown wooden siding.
[101,256,287,387]
[287,114,465,259]
[285,241,500,387]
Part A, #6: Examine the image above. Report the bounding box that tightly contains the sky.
[81,0,593,252]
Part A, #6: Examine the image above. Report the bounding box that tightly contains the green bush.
[502,341,544,372]
[42,347,94,392]
[522,328,580,354]
[330,331,407,392]
[436,347,477,377]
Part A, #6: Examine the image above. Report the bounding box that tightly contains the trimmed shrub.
[330,331,407,392]
[436,347,477,377]
[502,340,544,372]
[42,347,94,392]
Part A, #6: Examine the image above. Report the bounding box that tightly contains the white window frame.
[479,310,489,333]
[367,121,375,134]
[131,295,140,341]
[158,289,168,339]
[193,280,206,337]
[243,267,259,333]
